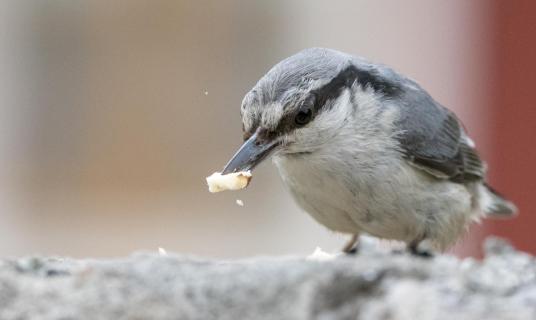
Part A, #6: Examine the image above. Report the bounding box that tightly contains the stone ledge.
[0,238,535,320]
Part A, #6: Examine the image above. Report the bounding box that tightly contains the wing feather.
[396,96,485,183]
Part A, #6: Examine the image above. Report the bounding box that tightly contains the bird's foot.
[346,246,359,255]
[408,240,434,258]
[342,234,359,255]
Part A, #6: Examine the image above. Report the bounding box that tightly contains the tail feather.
[480,183,518,217]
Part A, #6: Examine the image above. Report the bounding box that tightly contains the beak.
[221,131,279,174]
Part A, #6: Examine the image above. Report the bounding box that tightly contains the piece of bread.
[206,171,252,193]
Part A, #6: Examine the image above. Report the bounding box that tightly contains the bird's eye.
[294,108,312,126]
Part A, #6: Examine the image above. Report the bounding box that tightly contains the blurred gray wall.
[0,1,493,258]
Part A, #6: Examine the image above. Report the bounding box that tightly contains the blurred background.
[0,0,534,258]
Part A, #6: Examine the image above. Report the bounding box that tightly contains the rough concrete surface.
[0,238,535,320]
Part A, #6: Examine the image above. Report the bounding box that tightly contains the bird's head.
[221,48,389,174]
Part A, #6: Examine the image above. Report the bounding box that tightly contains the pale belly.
[273,154,474,248]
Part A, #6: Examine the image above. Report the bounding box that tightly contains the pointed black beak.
[221,131,279,174]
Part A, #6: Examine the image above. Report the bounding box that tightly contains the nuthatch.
[221,48,517,255]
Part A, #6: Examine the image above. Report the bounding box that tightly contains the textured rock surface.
[0,238,535,320]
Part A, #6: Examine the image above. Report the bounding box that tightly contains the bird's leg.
[342,234,359,254]
[408,238,434,258]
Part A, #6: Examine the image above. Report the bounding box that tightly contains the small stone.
[483,237,515,256]
[306,247,336,261]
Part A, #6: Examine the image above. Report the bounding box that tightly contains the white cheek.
[305,90,353,137]
[314,89,354,131]
[284,90,353,151]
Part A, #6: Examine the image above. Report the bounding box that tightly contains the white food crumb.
[158,247,167,256]
[236,199,244,206]
[306,247,336,261]
[204,91,208,95]
[206,171,252,193]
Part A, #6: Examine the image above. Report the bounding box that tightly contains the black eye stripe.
[311,64,401,112]
[311,66,356,112]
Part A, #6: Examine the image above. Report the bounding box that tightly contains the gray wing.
[393,85,485,183]
[348,56,485,183]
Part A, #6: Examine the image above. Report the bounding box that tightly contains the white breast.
[274,153,361,233]
[274,152,474,249]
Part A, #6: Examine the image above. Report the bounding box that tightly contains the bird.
[220,48,517,255]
